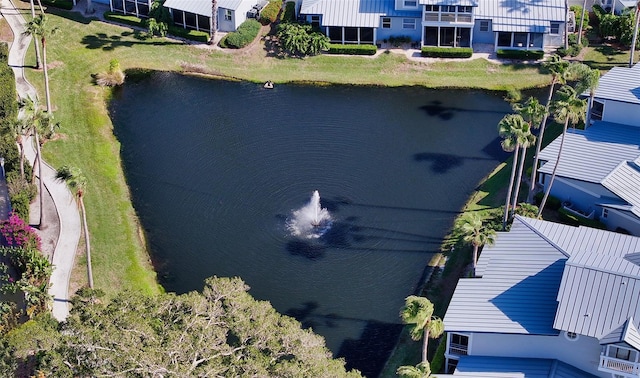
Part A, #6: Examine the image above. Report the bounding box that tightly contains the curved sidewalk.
[1,0,81,321]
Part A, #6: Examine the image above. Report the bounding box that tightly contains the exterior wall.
[601,208,640,236]
[377,17,422,42]
[599,99,640,127]
[110,0,152,17]
[395,0,421,11]
[218,3,253,32]
[472,19,493,44]
[540,175,617,214]
[543,25,565,47]
[468,332,607,377]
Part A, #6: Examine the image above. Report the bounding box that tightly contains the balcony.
[599,355,640,376]
[448,343,468,356]
[423,13,473,23]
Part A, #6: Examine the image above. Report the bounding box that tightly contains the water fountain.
[288,190,332,239]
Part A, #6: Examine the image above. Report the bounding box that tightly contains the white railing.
[448,344,468,356]
[424,13,439,21]
[600,356,640,375]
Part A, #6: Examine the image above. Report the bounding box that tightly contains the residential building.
[586,64,640,128]
[298,0,566,51]
[443,215,640,377]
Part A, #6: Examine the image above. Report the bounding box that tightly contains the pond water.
[109,73,512,377]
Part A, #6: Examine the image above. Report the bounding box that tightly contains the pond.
[109,73,512,377]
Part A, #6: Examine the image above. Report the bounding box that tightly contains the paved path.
[1,0,81,321]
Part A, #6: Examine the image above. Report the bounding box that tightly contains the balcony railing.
[448,343,468,356]
[600,356,640,375]
[423,13,473,23]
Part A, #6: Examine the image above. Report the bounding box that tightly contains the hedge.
[534,192,562,211]
[496,49,545,60]
[0,44,17,122]
[223,19,261,48]
[103,12,209,42]
[327,44,377,55]
[282,1,296,23]
[260,0,282,25]
[41,0,73,10]
[558,208,607,229]
[103,12,143,28]
[421,46,473,58]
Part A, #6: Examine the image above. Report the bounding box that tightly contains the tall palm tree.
[21,97,52,227]
[56,166,93,289]
[9,118,29,181]
[24,14,58,114]
[397,362,432,378]
[28,0,42,69]
[498,114,531,228]
[511,97,543,213]
[577,0,588,46]
[456,212,496,274]
[537,85,587,217]
[630,2,640,67]
[209,0,218,44]
[400,296,445,364]
[578,68,600,126]
[527,55,570,203]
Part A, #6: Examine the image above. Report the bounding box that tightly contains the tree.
[577,1,588,46]
[147,0,171,37]
[5,277,363,377]
[630,2,640,67]
[209,0,218,44]
[397,362,432,378]
[277,23,329,57]
[498,114,532,228]
[8,119,29,181]
[527,55,570,203]
[400,295,444,364]
[577,67,600,126]
[456,212,496,274]
[537,85,587,217]
[56,166,92,289]
[24,14,58,114]
[510,97,542,213]
[27,0,42,69]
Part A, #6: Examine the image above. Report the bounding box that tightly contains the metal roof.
[453,356,598,377]
[300,0,421,28]
[419,0,479,6]
[590,64,640,106]
[163,0,246,17]
[475,0,564,33]
[444,217,568,335]
[602,161,640,218]
[600,317,640,350]
[537,121,640,184]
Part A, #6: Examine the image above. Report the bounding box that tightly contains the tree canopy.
[1,276,362,377]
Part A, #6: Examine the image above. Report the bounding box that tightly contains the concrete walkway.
[0,0,81,321]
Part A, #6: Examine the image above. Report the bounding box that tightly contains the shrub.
[534,192,562,210]
[146,0,172,37]
[41,0,73,10]
[592,4,606,20]
[496,49,544,60]
[259,0,283,25]
[0,43,8,61]
[96,59,125,87]
[558,208,607,229]
[430,338,447,373]
[327,44,377,55]
[388,35,412,47]
[599,13,620,38]
[570,5,590,31]
[421,46,472,58]
[103,12,143,28]
[7,173,36,222]
[167,26,209,43]
[224,19,261,48]
[568,32,589,47]
[0,212,41,250]
[282,1,296,23]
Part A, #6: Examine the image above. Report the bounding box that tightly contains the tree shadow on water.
[413,152,464,173]
[420,100,507,121]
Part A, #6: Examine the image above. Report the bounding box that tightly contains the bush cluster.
[496,49,544,60]
[41,0,73,10]
[421,46,472,58]
[0,212,41,250]
[168,26,209,43]
[592,6,640,47]
[223,19,261,48]
[327,44,377,55]
[0,44,17,122]
[387,35,412,47]
[6,172,36,221]
[558,208,607,229]
[534,192,562,210]
[260,0,283,25]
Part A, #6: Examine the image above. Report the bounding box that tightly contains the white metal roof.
[602,161,640,218]
[419,0,479,6]
[475,0,565,33]
[537,121,640,184]
[453,356,599,377]
[163,0,247,17]
[300,0,421,28]
[589,64,640,105]
[600,317,640,350]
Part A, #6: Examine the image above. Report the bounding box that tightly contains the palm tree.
[28,0,42,69]
[209,0,218,44]
[400,296,445,364]
[24,14,58,113]
[527,55,570,203]
[511,98,543,213]
[21,97,52,227]
[9,118,29,181]
[579,68,600,126]
[456,212,496,274]
[498,114,531,228]
[56,166,93,289]
[397,362,432,378]
[537,85,587,217]
[577,0,588,46]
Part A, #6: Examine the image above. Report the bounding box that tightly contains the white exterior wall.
[543,25,565,47]
[469,332,607,377]
[601,207,640,236]
[541,176,618,213]
[378,17,422,42]
[599,100,640,127]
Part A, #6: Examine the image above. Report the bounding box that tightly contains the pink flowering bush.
[0,212,41,250]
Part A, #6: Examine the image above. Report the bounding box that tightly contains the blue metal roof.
[300,0,421,28]
[453,356,598,377]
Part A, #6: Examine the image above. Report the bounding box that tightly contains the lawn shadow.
[81,31,183,50]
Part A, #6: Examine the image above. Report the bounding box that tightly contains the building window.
[404,0,418,6]
[403,18,416,29]
[446,358,459,374]
[550,22,560,34]
[565,331,579,341]
[425,5,439,11]
[479,20,490,32]
[449,333,469,355]
[224,9,232,21]
[382,17,391,28]
[602,208,609,218]
[458,6,472,13]
[311,15,320,28]
[591,100,604,121]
